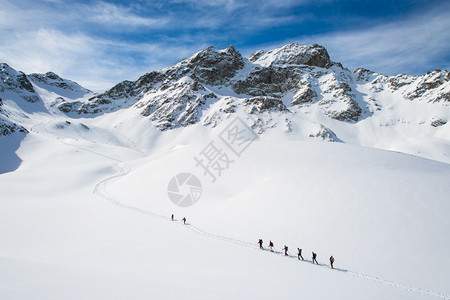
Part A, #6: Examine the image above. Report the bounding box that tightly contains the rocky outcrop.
[353,68,376,82]
[250,43,332,68]
[58,80,142,115]
[243,96,289,114]
[166,46,245,86]
[309,125,340,142]
[0,63,40,103]
[28,72,91,94]
[319,97,362,122]
[291,81,317,105]
[405,70,449,102]
[430,118,447,127]
[0,103,28,136]
[317,74,362,122]
[232,66,300,96]
[137,79,208,130]
[0,120,28,136]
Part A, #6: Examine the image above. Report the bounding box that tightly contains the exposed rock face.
[232,66,300,96]
[319,97,362,122]
[0,100,28,136]
[243,96,288,114]
[134,72,166,94]
[137,79,208,130]
[189,46,245,85]
[59,78,148,115]
[405,70,449,102]
[0,63,40,103]
[165,46,245,86]
[359,69,449,104]
[353,68,377,82]
[291,81,317,105]
[0,120,28,136]
[309,125,340,142]
[249,43,332,68]
[28,72,91,93]
[430,118,447,127]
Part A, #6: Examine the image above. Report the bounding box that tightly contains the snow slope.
[1,117,449,299]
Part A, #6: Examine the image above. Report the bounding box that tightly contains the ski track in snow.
[60,138,449,300]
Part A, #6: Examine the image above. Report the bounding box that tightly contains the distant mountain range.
[1,43,449,162]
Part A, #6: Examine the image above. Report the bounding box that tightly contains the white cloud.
[241,4,450,75]
[86,2,168,28]
[169,0,245,11]
[0,29,100,87]
[0,1,179,91]
[164,0,307,30]
[313,11,450,75]
[169,0,313,10]
[0,26,205,91]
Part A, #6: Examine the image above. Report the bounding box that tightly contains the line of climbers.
[258,239,335,269]
[170,214,335,269]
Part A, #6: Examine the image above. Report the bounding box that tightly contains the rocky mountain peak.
[353,68,377,82]
[249,43,332,68]
[28,72,91,94]
[0,63,14,75]
[174,45,245,85]
[1,63,34,93]
[223,45,240,56]
[0,63,39,103]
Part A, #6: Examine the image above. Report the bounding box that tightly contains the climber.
[312,252,318,264]
[269,240,274,252]
[297,248,304,260]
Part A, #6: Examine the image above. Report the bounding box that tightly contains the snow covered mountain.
[0,63,92,135]
[0,44,449,299]
[57,44,448,124]
[1,43,449,162]
[28,43,446,162]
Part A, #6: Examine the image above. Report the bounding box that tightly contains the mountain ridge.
[0,43,449,163]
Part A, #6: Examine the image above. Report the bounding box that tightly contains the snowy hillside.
[1,121,449,299]
[0,43,449,299]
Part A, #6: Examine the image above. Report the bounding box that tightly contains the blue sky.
[1,0,449,91]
